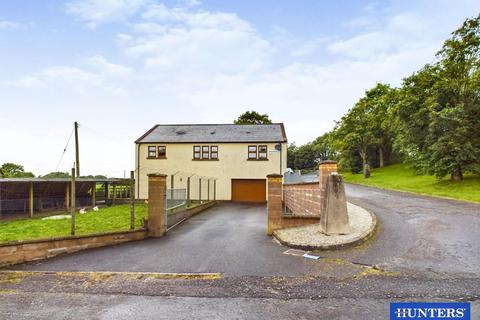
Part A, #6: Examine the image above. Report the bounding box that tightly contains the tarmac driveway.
[11,185,480,278]
[12,202,319,276]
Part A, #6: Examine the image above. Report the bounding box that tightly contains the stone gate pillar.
[319,160,338,213]
[267,173,283,235]
[147,173,167,237]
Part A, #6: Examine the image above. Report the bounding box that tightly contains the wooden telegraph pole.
[130,171,135,230]
[70,167,76,235]
[74,121,80,178]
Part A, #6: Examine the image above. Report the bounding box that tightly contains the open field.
[0,204,147,244]
[342,163,480,203]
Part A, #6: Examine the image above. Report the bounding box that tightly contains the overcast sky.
[1,0,479,177]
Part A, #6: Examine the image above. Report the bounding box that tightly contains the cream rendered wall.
[135,142,287,200]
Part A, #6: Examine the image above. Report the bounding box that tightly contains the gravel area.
[274,203,376,250]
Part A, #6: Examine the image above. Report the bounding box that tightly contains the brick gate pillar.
[147,173,167,237]
[267,173,283,235]
[319,160,338,213]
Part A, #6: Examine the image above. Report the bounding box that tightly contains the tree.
[333,84,395,177]
[80,174,107,179]
[41,171,71,178]
[234,111,272,124]
[287,143,297,169]
[0,163,35,178]
[394,14,480,180]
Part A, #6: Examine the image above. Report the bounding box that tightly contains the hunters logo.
[390,303,470,320]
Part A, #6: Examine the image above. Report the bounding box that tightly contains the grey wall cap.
[267,173,283,178]
[319,160,337,164]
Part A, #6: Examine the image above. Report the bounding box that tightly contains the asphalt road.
[12,184,480,277]
[2,184,479,319]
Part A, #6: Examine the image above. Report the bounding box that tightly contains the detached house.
[135,124,288,202]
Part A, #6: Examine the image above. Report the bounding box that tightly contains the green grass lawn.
[0,204,147,244]
[342,163,480,203]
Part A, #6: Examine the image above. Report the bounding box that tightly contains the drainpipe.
[136,143,140,199]
[279,143,282,175]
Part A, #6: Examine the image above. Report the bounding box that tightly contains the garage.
[231,179,266,203]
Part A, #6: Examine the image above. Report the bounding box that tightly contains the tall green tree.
[333,83,395,177]
[234,111,272,124]
[395,14,480,180]
[0,163,35,178]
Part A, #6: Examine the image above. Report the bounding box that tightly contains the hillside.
[342,163,480,203]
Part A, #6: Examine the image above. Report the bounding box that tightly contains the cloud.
[83,55,132,77]
[2,76,46,88]
[66,0,150,28]
[0,20,28,30]
[3,56,130,94]
[122,4,271,73]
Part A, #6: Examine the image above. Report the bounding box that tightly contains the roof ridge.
[153,123,284,126]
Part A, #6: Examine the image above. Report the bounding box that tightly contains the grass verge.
[342,163,480,203]
[0,204,147,244]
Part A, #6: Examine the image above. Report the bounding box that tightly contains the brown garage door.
[231,179,266,203]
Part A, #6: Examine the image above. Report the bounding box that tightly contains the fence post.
[207,179,210,201]
[319,160,338,214]
[147,173,167,237]
[266,174,283,235]
[170,174,175,205]
[91,182,96,207]
[105,182,109,201]
[70,168,76,236]
[29,182,34,218]
[199,178,202,203]
[65,183,70,210]
[213,179,216,201]
[130,171,135,230]
[187,176,191,206]
[112,182,116,205]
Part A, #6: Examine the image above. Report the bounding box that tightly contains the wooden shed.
[0,178,130,219]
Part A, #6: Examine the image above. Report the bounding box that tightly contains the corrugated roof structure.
[135,124,287,143]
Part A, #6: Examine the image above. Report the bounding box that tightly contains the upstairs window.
[248,146,257,159]
[193,146,201,159]
[193,145,219,160]
[210,146,218,159]
[147,145,166,159]
[258,145,268,159]
[148,146,157,158]
[248,145,268,160]
[202,146,210,159]
[158,146,166,158]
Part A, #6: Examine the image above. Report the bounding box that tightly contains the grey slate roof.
[135,124,287,143]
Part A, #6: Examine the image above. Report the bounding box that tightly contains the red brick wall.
[283,183,321,217]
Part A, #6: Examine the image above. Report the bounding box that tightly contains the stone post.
[267,173,283,235]
[147,173,167,237]
[319,160,338,214]
[320,173,350,235]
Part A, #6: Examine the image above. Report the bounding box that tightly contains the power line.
[55,127,75,172]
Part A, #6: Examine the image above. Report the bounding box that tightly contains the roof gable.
[135,124,287,143]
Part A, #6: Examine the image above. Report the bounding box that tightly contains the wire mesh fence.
[164,172,217,230]
[166,188,187,210]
